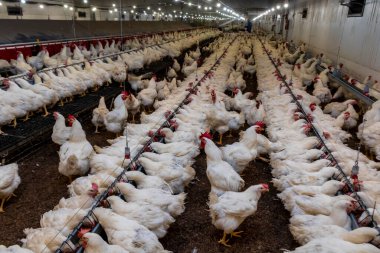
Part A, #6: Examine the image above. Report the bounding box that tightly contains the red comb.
[78,228,91,238]
[255,121,265,128]
[91,183,99,191]
[262,184,269,189]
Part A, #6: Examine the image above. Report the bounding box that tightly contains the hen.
[105,93,128,136]
[209,184,269,247]
[107,195,175,238]
[116,182,186,217]
[221,125,259,174]
[80,232,128,253]
[0,163,20,212]
[58,119,94,182]
[204,138,244,196]
[124,93,141,123]
[93,207,170,253]
[51,112,72,146]
[92,97,109,133]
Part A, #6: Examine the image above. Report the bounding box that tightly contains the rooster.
[209,184,269,247]
[92,97,109,133]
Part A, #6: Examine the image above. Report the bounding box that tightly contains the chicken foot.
[230,231,244,238]
[218,232,231,247]
[42,105,50,117]
[23,112,30,122]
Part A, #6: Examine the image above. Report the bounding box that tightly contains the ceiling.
[7,0,283,18]
[62,0,281,13]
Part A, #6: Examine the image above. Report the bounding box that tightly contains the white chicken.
[209,184,269,247]
[124,93,140,123]
[80,232,129,253]
[105,93,128,135]
[92,97,109,133]
[51,112,72,145]
[204,138,244,196]
[93,207,170,253]
[0,163,20,213]
[116,182,186,217]
[221,125,259,174]
[137,77,158,112]
[58,119,94,181]
[107,195,175,238]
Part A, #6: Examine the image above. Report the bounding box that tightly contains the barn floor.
[161,75,299,252]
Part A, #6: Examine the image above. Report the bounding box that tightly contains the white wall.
[257,0,380,82]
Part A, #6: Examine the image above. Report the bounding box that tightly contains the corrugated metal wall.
[259,0,380,82]
[288,0,380,81]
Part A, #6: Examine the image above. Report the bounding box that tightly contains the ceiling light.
[209,7,212,10]
[92,7,96,11]
[39,4,44,9]
[131,10,134,13]
[158,8,161,11]
[69,6,73,10]
[147,6,150,10]
[198,5,201,9]
[109,10,113,13]
[21,0,26,3]
[276,5,281,9]
[284,3,289,8]
[112,3,115,7]
[133,5,136,9]
[216,3,221,7]
[123,11,126,14]
[64,4,68,8]
[83,0,87,3]
[0,1,3,5]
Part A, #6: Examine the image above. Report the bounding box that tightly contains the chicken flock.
[1,29,380,253]
[0,29,214,134]
[256,34,380,252]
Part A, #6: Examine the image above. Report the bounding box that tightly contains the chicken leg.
[12,118,17,128]
[218,232,231,247]
[42,105,50,117]
[217,134,223,145]
[23,112,30,122]
[95,125,99,134]
[59,99,65,107]
[0,198,5,213]
[132,114,135,123]
[227,130,233,138]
